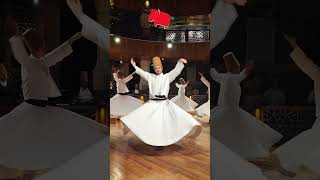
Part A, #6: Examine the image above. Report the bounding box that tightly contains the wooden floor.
[110,119,210,180]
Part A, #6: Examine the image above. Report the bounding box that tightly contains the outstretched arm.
[9,36,29,65]
[130,58,151,81]
[290,47,320,80]
[123,72,135,83]
[43,33,81,67]
[67,0,110,50]
[7,16,29,64]
[237,64,253,81]
[284,34,320,80]
[112,73,119,82]
[167,58,187,82]
[200,75,210,88]
[210,0,238,49]
[210,68,225,83]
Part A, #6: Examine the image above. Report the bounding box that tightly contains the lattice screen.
[166,31,186,42]
[188,30,210,42]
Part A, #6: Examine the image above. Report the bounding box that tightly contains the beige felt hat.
[223,52,240,71]
[152,56,162,68]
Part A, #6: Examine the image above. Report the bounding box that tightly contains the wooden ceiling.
[112,0,212,16]
[110,36,209,62]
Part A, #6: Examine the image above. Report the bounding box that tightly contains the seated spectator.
[0,63,20,115]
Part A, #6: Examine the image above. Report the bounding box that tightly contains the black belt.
[118,92,129,95]
[150,95,167,101]
[25,99,57,107]
[25,99,48,107]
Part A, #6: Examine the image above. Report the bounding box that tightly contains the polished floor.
[110,119,210,180]
[264,168,319,180]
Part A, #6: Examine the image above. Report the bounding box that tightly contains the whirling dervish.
[209,0,268,179]
[34,137,107,180]
[273,34,320,177]
[171,78,198,113]
[0,15,107,171]
[110,67,143,118]
[120,57,201,147]
[211,52,282,159]
[196,72,210,119]
[213,138,268,180]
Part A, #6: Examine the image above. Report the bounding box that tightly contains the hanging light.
[144,0,151,10]
[114,37,121,43]
[167,43,173,49]
[33,0,39,6]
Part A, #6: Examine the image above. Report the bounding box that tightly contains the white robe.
[210,0,238,49]
[196,76,210,117]
[120,61,201,146]
[110,73,143,118]
[213,138,268,180]
[211,68,282,159]
[78,87,94,103]
[34,138,107,180]
[8,36,71,100]
[0,35,107,170]
[171,83,198,112]
[78,14,110,51]
[274,47,320,174]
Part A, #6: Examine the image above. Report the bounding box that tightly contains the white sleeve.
[210,0,238,49]
[123,75,133,83]
[167,60,185,83]
[113,73,119,82]
[201,76,210,88]
[133,65,151,82]
[237,69,248,82]
[210,68,224,83]
[43,41,73,67]
[290,47,320,81]
[78,14,110,50]
[8,36,29,64]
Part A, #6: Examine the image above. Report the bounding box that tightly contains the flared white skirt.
[274,118,320,174]
[120,100,201,146]
[213,138,267,180]
[35,137,108,180]
[0,102,107,170]
[171,95,198,112]
[212,106,282,159]
[196,101,210,117]
[110,94,144,117]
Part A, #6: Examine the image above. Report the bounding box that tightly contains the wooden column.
[93,0,110,93]
[94,0,110,126]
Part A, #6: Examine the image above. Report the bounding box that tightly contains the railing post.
[185,29,189,42]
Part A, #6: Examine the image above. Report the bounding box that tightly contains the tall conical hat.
[152,56,162,68]
[223,52,240,71]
